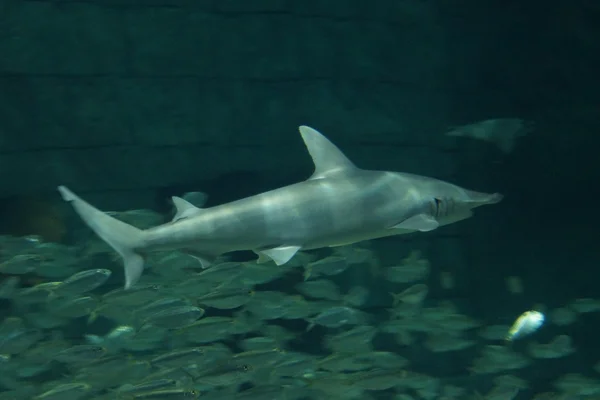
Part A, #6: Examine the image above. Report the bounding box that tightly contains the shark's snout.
[487,193,504,204]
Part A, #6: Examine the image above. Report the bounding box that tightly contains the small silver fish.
[303,256,349,280]
[383,252,430,283]
[130,388,199,399]
[85,325,135,352]
[506,310,545,341]
[53,344,107,364]
[307,306,364,330]
[47,296,98,319]
[116,378,177,395]
[151,347,229,369]
[134,298,192,321]
[197,288,253,310]
[0,328,43,355]
[55,269,112,295]
[178,317,234,344]
[142,305,205,329]
[0,276,20,299]
[33,382,91,400]
[390,283,428,306]
[0,255,37,275]
[324,326,377,353]
[295,279,341,301]
[236,262,287,285]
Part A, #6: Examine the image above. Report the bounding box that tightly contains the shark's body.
[59,126,502,289]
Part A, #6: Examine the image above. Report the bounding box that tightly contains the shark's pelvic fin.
[254,251,272,264]
[392,214,439,232]
[57,186,146,289]
[171,196,204,222]
[258,245,302,265]
[299,126,357,180]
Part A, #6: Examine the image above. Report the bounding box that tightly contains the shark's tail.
[58,186,146,289]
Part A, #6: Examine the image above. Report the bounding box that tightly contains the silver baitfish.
[506,310,545,341]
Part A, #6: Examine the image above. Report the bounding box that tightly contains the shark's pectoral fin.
[171,196,204,222]
[258,246,302,266]
[391,214,439,232]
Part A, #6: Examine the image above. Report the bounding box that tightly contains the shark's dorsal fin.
[171,196,204,222]
[181,191,208,207]
[299,126,357,180]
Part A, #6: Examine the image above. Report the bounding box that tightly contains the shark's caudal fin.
[57,186,146,289]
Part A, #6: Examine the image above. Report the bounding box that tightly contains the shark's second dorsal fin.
[171,196,204,222]
[299,126,357,180]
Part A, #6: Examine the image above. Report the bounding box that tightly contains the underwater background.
[0,1,599,399]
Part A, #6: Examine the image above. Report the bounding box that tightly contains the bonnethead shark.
[58,126,502,289]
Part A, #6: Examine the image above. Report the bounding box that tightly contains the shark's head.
[402,173,503,229]
[298,125,503,233]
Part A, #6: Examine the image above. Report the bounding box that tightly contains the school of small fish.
[0,209,599,400]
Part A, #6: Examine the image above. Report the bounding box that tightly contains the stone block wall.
[0,0,461,209]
